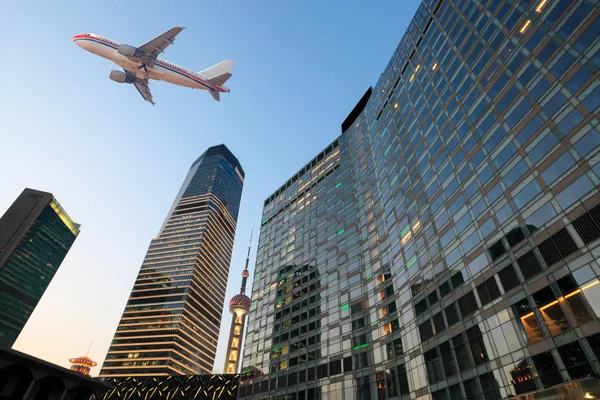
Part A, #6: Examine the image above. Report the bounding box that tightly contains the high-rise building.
[100,144,244,377]
[240,0,600,399]
[0,188,80,348]
[224,233,253,374]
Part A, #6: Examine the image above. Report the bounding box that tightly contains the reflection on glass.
[376,370,397,399]
[556,275,596,324]
[533,287,570,335]
[538,299,569,335]
[452,334,472,371]
[467,326,488,366]
[509,359,537,395]
[513,298,544,343]
[581,280,600,317]
[557,341,592,380]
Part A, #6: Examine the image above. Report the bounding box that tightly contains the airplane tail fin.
[198,59,235,80]
[199,60,234,101]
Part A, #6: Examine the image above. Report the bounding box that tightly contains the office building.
[100,144,244,377]
[0,188,80,348]
[239,0,600,398]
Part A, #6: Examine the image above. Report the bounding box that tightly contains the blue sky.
[1,0,420,374]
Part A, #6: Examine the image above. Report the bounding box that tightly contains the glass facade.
[240,0,600,398]
[0,189,80,348]
[100,144,244,377]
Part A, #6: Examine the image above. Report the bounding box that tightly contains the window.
[541,153,575,185]
[452,334,472,371]
[513,179,541,208]
[467,326,488,365]
[488,240,506,261]
[419,319,434,341]
[557,341,592,379]
[433,312,446,334]
[445,303,460,326]
[556,174,594,210]
[532,287,570,335]
[425,348,444,383]
[509,358,537,394]
[476,277,501,306]
[513,297,544,343]
[498,264,520,292]
[457,291,478,317]
[573,128,600,157]
[532,351,563,388]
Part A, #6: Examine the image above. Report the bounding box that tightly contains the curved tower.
[100,145,244,377]
[224,233,253,374]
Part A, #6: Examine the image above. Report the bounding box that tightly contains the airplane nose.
[72,34,85,48]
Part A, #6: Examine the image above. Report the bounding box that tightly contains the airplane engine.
[118,44,144,58]
[109,70,134,84]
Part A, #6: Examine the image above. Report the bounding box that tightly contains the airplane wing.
[133,78,155,105]
[138,27,184,67]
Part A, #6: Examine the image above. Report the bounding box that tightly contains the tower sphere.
[230,294,251,315]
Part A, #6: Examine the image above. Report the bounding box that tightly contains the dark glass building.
[100,144,244,377]
[0,188,80,348]
[240,0,600,398]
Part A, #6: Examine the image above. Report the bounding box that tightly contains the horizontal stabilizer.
[207,72,232,88]
[209,91,220,101]
[198,59,235,79]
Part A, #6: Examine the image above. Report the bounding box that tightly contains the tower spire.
[240,230,252,295]
[86,339,94,356]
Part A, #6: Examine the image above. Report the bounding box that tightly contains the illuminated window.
[513,298,544,344]
[235,314,243,324]
[536,0,549,13]
[382,323,393,336]
[234,326,241,335]
[232,337,240,348]
[229,350,238,361]
[520,20,532,34]
[379,306,388,318]
[226,363,236,373]
[533,287,570,336]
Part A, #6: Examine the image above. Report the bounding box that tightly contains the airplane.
[72,27,234,105]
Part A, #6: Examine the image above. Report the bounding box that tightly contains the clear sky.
[1,0,420,375]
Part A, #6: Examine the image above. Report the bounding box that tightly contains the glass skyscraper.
[0,188,80,348]
[100,144,244,377]
[240,0,600,398]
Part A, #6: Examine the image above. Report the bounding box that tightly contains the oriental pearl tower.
[224,232,253,374]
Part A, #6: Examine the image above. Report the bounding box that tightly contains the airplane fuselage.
[72,33,228,93]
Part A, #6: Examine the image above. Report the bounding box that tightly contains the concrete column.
[21,379,36,400]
